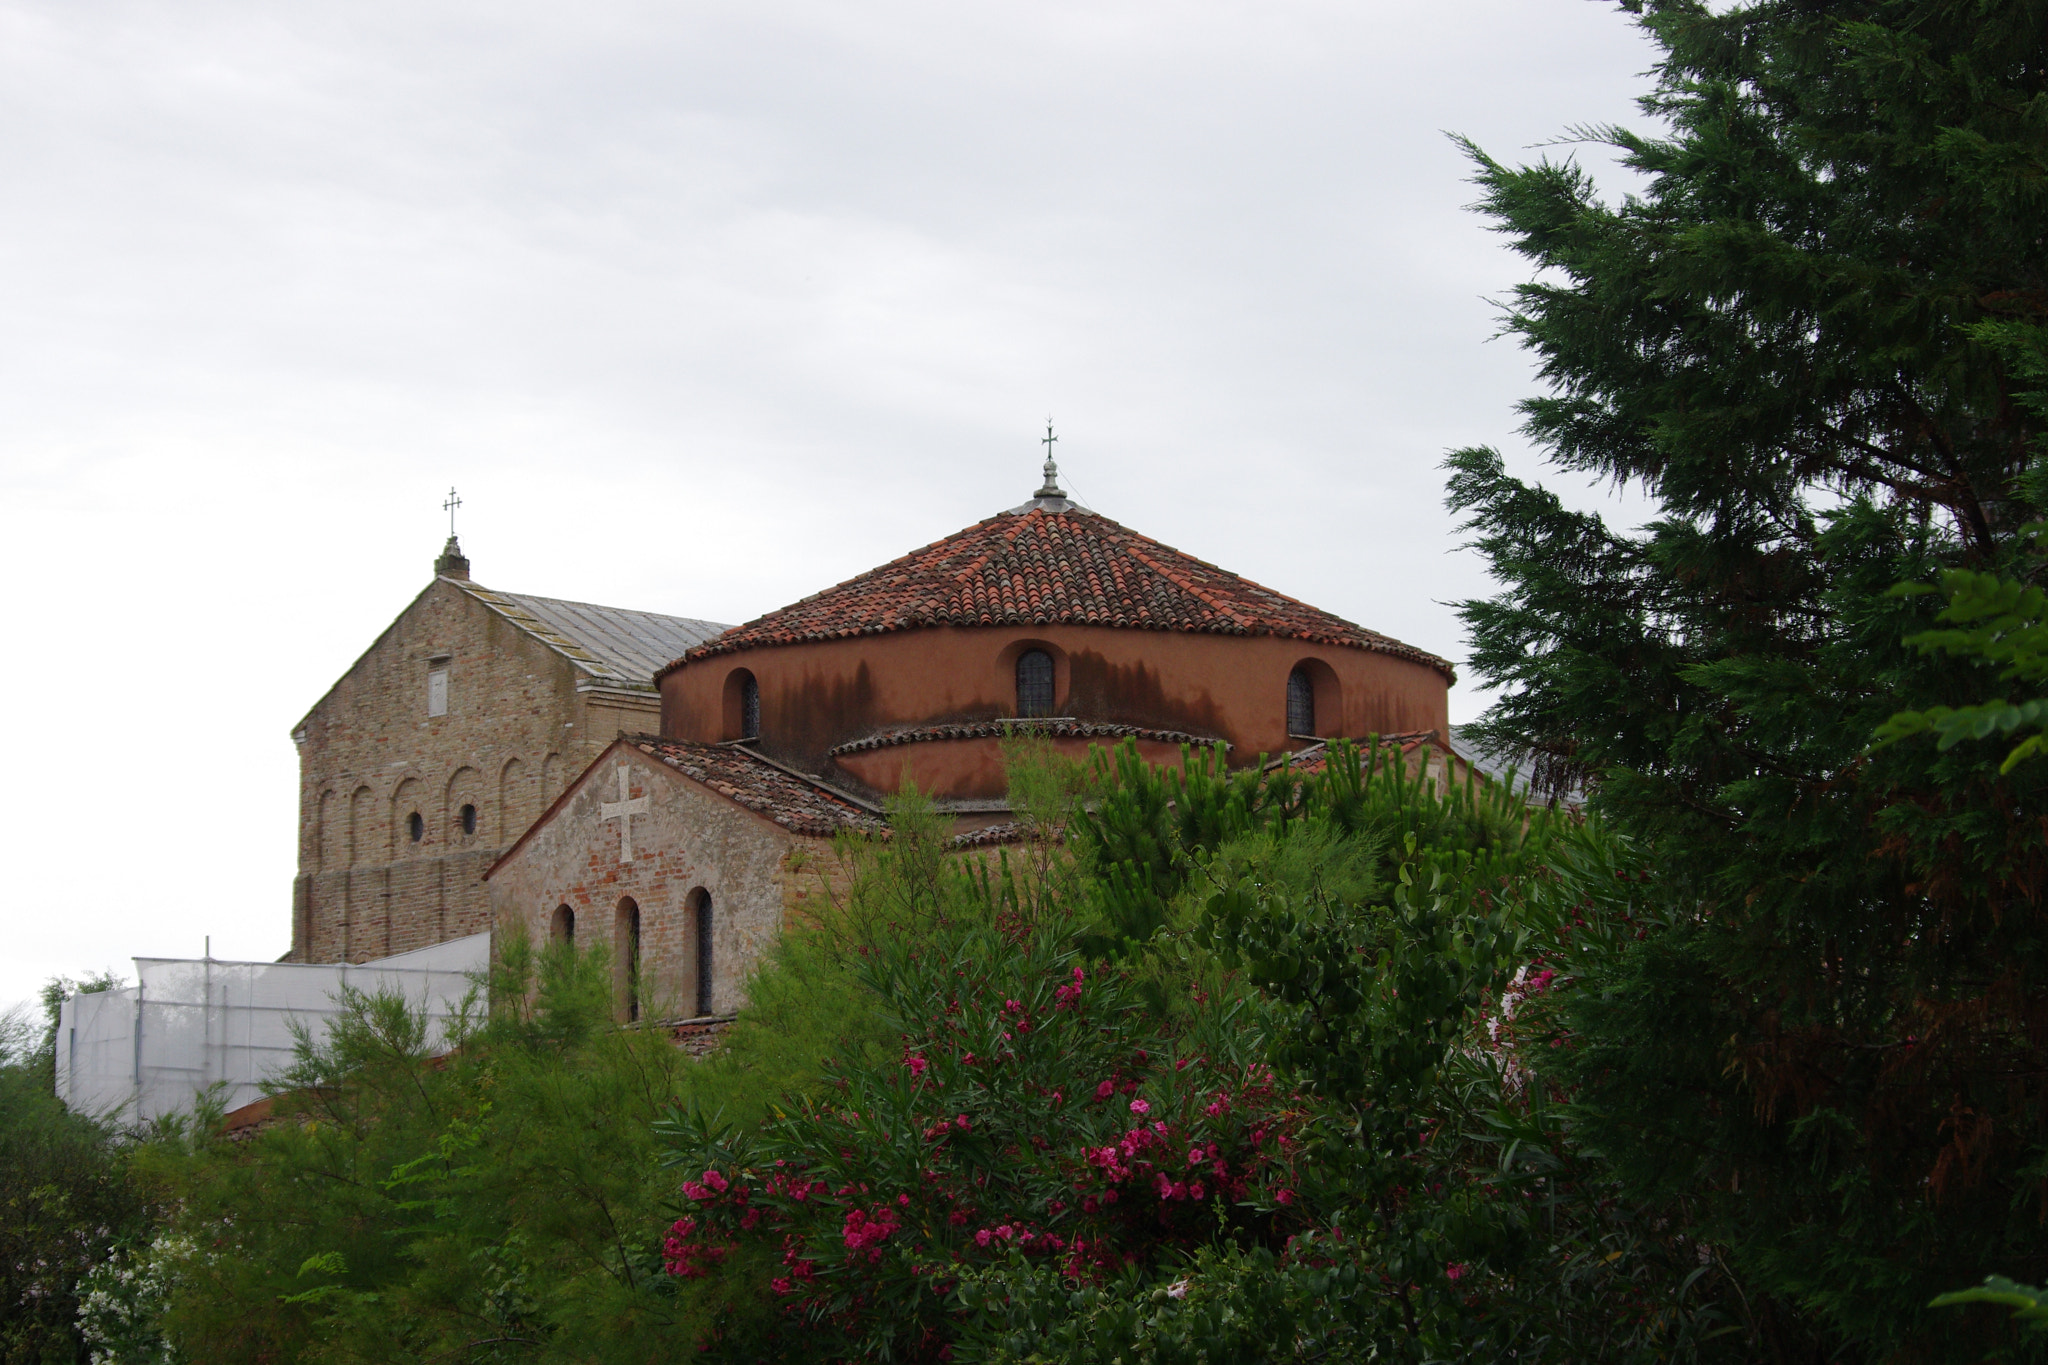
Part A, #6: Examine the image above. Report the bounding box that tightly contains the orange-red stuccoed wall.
[660,625,1450,786]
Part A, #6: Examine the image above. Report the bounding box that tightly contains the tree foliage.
[1448,0,2048,1356]
[0,976,142,1365]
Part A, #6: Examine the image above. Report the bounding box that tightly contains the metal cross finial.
[1036,420,1065,498]
[443,486,462,537]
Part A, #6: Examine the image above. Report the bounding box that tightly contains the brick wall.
[290,577,662,963]
[486,743,839,1021]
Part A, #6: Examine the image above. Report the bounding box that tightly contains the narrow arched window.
[551,904,575,945]
[1287,666,1316,737]
[616,899,641,1024]
[460,803,478,836]
[741,673,761,740]
[1016,649,1055,717]
[408,811,425,843]
[691,888,715,1017]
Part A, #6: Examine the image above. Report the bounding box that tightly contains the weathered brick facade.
[289,559,720,963]
[485,741,856,1022]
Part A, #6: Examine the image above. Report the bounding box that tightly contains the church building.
[482,457,1455,1025]
[287,536,728,964]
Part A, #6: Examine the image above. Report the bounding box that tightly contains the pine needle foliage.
[1447,1,2048,1357]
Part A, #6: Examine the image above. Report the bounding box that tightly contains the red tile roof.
[1261,731,1447,776]
[629,737,884,837]
[828,718,1227,758]
[660,506,1453,680]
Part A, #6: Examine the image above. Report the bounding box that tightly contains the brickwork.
[290,576,663,963]
[487,742,845,1019]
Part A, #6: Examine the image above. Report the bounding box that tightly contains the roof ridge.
[1116,535,1262,633]
[458,582,726,685]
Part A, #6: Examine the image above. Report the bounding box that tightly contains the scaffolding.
[54,933,489,1124]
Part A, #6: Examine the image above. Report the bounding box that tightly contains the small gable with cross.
[485,737,877,1025]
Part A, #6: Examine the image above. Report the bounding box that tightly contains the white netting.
[54,933,490,1124]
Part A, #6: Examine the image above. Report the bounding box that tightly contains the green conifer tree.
[1447,1,2048,1357]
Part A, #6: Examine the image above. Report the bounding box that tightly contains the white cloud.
[0,0,1663,1005]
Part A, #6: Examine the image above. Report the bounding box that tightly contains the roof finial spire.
[435,485,471,580]
[1036,420,1065,498]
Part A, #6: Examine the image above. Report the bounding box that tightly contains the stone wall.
[290,578,662,962]
[486,742,838,1022]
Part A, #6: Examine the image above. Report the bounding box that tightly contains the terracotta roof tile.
[629,737,884,837]
[1262,731,1443,776]
[660,507,1453,680]
[828,718,1227,758]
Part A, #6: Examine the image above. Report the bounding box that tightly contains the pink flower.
[1188,1147,1205,1167]
[954,1114,972,1130]
[906,1054,928,1077]
[996,1224,1014,1240]
[1446,1262,1468,1282]
[974,1229,992,1246]
[1129,1098,1151,1116]
[1274,1188,1295,1205]
[1095,1080,1116,1101]
[897,1193,911,1207]
[1190,1180,1206,1200]
[770,1277,793,1296]
[702,1169,729,1193]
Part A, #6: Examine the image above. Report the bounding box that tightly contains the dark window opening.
[1016,649,1055,717]
[1287,667,1316,737]
[460,803,478,836]
[741,673,761,741]
[618,899,641,1024]
[407,811,425,843]
[694,890,715,1017]
[551,904,575,945]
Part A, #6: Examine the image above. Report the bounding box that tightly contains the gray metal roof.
[458,583,729,690]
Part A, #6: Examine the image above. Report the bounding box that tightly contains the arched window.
[1016,649,1055,717]
[460,803,478,836]
[1286,666,1316,738]
[741,672,761,740]
[615,898,641,1024]
[551,904,575,945]
[407,811,425,843]
[689,888,715,1017]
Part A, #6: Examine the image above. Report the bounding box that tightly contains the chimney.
[435,535,470,580]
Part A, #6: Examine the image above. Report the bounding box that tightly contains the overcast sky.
[0,0,1661,1008]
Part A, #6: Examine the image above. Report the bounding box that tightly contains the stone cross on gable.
[600,764,649,864]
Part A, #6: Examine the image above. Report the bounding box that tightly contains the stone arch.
[499,757,529,843]
[392,776,425,852]
[614,897,642,1024]
[551,903,575,946]
[445,766,483,842]
[348,786,375,866]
